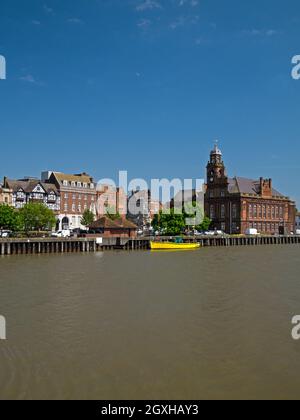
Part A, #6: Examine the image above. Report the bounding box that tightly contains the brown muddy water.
[0,245,300,400]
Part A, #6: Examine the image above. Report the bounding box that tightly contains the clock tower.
[206,142,228,188]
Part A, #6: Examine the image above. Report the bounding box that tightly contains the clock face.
[210,177,214,182]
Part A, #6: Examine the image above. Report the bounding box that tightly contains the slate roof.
[4,179,58,194]
[90,216,137,230]
[228,177,284,197]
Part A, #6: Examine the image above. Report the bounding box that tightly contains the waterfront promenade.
[0,235,300,255]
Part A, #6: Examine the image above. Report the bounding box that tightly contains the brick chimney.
[260,178,272,197]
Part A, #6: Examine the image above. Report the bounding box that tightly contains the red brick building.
[204,145,296,235]
[89,216,137,238]
[42,171,96,230]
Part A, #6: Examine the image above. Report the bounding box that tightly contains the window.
[258,205,261,218]
[90,183,94,189]
[279,207,283,218]
[78,194,82,200]
[221,204,226,219]
[249,204,253,219]
[84,195,87,201]
[72,194,76,200]
[83,183,87,188]
[271,207,275,219]
[63,180,68,187]
[77,182,82,188]
[253,205,257,218]
[210,190,214,198]
[64,204,68,212]
[64,193,68,199]
[232,204,237,219]
[221,190,225,198]
[221,222,226,231]
[72,203,76,212]
[78,204,81,212]
[210,205,215,220]
[71,181,76,188]
[262,205,266,219]
[268,206,271,219]
[275,207,279,218]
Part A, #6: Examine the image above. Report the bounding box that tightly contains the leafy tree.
[0,204,22,232]
[19,203,56,232]
[196,216,212,232]
[80,209,95,227]
[152,202,212,236]
[152,209,186,236]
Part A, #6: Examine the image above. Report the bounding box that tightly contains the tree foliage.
[80,209,95,227]
[0,204,21,232]
[152,201,211,235]
[19,203,56,232]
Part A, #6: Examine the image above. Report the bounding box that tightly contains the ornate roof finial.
[212,140,222,155]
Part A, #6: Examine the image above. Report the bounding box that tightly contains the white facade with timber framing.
[3,177,60,212]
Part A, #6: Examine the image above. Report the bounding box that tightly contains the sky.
[0,0,300,205]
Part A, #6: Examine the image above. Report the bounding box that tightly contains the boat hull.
[150,242,200,250]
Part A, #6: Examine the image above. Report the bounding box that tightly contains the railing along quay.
[0,235,299,256]
[0,238,96,256]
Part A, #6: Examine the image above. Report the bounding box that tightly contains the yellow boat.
[150,241,201,250]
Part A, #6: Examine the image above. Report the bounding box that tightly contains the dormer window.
[83,183,87,188]
[71,181,76,187]
[63,180,68,187]
[77,182,82,188]
[90,183,94,189]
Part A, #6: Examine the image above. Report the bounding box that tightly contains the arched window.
[210,205,215,220]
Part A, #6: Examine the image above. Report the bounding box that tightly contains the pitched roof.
[90,216,137,230]
[51,172,94,184]
[228,177,284,197]
[4,179,58,194]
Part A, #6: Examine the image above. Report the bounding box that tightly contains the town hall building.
[204,145,296,235]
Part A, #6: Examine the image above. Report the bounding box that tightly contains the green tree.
[152,209,186,236]
[80,209,95,227]
[19,203,56,232]
[0,204,21,233]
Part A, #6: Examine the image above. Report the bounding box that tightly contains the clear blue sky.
[0,0,300,205]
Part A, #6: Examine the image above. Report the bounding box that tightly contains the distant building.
[0,181,12,205]
[42,171,96,230]
[204,145,296,235]
[96,184,127,218]
[295,212,300,232]
[3,177,60,212]
[89,216,137,238]
[127,190,161,231]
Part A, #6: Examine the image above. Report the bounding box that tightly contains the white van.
[51,230,71,238]
[245,228,259,236]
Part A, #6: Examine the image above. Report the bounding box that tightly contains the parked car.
[245,228,259,236]
[0,230,12,238]
[51,230,71,238]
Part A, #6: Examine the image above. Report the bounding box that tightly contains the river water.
[0,245,300,400]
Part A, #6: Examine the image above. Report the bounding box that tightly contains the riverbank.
[0,235,300,255]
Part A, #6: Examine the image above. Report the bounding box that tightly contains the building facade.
[204,145,296,235]
[127,190,161,232]
[296,212,300,233]
[0,182,12,205]
[3,177,60,212]
[42,171,96,230]
[96,184,127,219]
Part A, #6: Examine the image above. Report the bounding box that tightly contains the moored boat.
[150,241,200,250]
